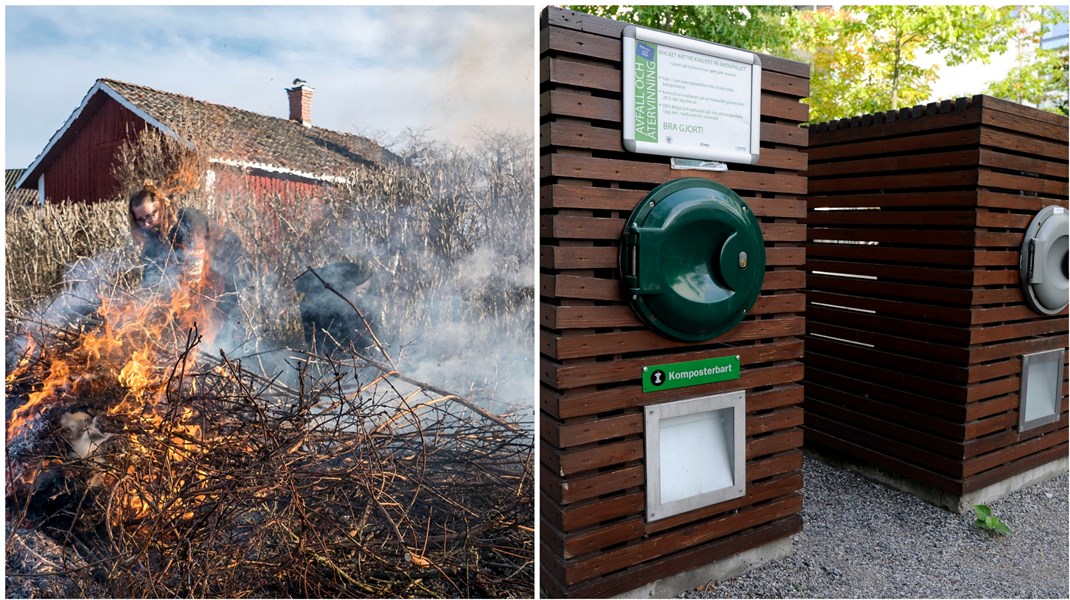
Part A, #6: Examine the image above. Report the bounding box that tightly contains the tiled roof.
[5,169,38,210]
[101,78,397,180]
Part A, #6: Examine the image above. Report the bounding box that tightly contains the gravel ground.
[682,453,1069,599]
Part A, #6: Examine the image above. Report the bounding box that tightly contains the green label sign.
[633,41,659,143]
[643,355,740,392]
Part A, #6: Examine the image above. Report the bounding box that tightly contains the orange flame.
[7,257,228,525]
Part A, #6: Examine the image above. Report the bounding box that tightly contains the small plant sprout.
[973,504,1011,536]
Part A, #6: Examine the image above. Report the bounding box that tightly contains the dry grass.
[5,201,135,319]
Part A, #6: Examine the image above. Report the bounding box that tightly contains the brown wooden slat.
[805,428,962,495]
[548,516,802,598]
[963,418,1066,459]
[543,20,621,61]
[546,316,806,361]
[807,273,974,306]
[962,442,1069,493]
[544,183,808,214]
[559,495,802,585]
[541,462,645,505]
[808,400,964,459]
[806,148,980,178]
[545,56,621,93]
[805,380,965,439]
[808,190,979,209]
[542,410,644,448]
[978,94,1070,136]
[808,169,977,194]
[548,366,803,419]
[962,425,1069,477]
[543,293,804,331]
[809,229,979,247]
[806,336,971,385]
[558,473,802,559]
[545,438,644,477]
[806,210,977,227]
[542,89,620,122]
[541,488,645,533]
[979,127,1070,162]
[805,367,966,422]
[804,257,975,284]
[978,147,1070,179]
[805,352,973,404]
[807,305,970,345]
[978,169,1069,197]
[805,412,963,477]
[808,290,973,324]
[548,154,808,190]
[807,244,982,268]
[806,128,982,162]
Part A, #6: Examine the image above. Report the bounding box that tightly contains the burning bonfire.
[6,243,533,598]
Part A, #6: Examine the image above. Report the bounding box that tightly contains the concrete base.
[808,447,1069,514]
[611,535,795,599]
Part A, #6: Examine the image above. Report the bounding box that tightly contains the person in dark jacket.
[295,259,377,356]
[167,207,249,331]
[128,183,248,337]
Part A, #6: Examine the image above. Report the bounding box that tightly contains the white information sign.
[623,26,762,164]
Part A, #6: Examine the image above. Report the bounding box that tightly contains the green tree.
[985,6,1069,115]
[567,5,799,57]
[795,5,1016,122]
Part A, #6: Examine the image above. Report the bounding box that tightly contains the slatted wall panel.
[805,95,1069,499]
[540,7,809,597]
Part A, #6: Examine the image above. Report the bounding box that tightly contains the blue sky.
[5,5,534,168]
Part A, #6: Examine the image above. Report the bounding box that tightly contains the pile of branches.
[6,326,533,598]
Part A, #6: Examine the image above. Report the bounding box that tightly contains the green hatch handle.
[623,224,667,295]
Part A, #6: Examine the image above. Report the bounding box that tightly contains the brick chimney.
[287,79,314,127]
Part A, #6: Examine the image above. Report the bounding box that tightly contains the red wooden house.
[14,78,397,206]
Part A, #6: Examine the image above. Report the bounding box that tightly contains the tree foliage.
[568,5,799,57]
[794,5,1016,122]
[985,6,1069,115]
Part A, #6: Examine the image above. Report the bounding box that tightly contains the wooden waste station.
[540,7,809,597]
[805,96,1069,511]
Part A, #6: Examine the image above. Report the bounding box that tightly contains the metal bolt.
[648,201,656,208]
[738,251,748,269]
[643,366,649,372]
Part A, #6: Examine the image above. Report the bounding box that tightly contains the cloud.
[5,6,533,167]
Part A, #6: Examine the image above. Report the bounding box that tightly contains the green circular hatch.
[620,178,765,342]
